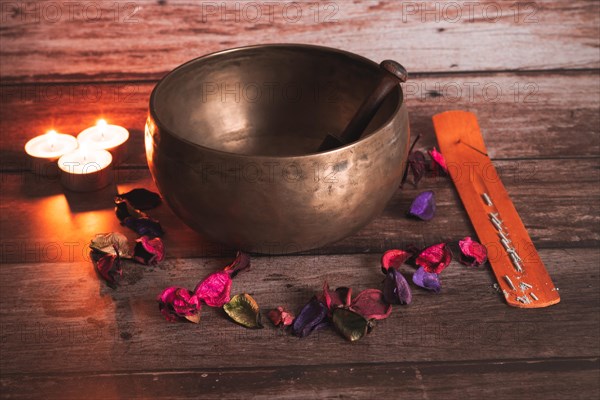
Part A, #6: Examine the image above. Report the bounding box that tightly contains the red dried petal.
[429,147,448,174]
[134,236,165,265]
[381,249,413,273]
[194,271,232,307]
[416,243,452,274]
[223,251,251,277]
[322,282,352,311]
[94,251,122,288]
[349,289,392,320]
[458,237,488,267]
[267,307,295,327]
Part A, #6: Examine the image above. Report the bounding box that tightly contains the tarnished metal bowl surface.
[147,44,410,254]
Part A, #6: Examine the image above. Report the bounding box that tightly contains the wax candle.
[58,146,113,192]
[77,119,129,165]
[24,130,78,175]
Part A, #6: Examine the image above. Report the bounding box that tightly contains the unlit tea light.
[24,130,78,175]
[77,119,129,165]
[58,146,113,192]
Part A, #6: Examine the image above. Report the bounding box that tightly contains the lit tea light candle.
[58,145,113,192]
[24,130,78,175]
[77,119,129,165]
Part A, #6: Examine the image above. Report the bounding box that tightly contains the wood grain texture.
[1,358,598,399]
[0,0,598,83]
[1,71,599,171]
[1,157,599,263]
[0,248,599,376]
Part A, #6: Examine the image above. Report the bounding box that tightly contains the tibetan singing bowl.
[146,44,410,254]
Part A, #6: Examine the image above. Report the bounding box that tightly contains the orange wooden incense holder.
[433,110,560,308]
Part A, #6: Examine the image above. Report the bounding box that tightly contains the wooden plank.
[1,358,598,399]
[1,72,599,171]
[0,248,598,375]
[0,1,598,83]
[1,157,599,263]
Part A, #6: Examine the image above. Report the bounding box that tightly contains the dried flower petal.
[322,282,351,311]
[116,188,161,210]
[429,147,448,174]
[123,216,164,238]
[114,197,146,221]
[93,251,121,288]
[458,237,488,267]
[383,269,412,305]
[223,293,263,329]
[349,289,392,320]
[267,307,295,327]
[90,232,132,259]
[408,191,436,221]
[408,150,427,186]
[412,267,441,293]
[194,271,232,307]
[157,286,201,323]
[381,249,413,274]
[416,242,452,274]
[291,296,329,338]
[332,308,371,342]
[133,236,165,265]
[223,251,251,278]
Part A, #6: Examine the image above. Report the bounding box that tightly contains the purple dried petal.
[412,267,442,293]
[114,198,146,222]
[381,249,414,274]
[194,271,232,307]
[123,216,164,238]
[408,191,436,221]
[458,237,488,267]
[133,236,165,265]
[93,250,121,288]
[223,251,251,278]
[291,296,328,338]
[349,289,392,320]
[116,188,161,210]
[416,243,452,274]
[383,269,412,305]
[429,147,448,174]
[157,286,201,323]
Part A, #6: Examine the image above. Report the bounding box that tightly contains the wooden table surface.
[1,1,599,398]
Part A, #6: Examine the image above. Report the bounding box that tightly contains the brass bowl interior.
[152,46,400,156]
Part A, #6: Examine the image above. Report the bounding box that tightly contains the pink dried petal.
[194,271,232,307]
[458,237,488,267]
[349,289,392,320]
[381,249,413,274]
[157,286,201,323]
[134,236,165,265]
[267,307,295,327]
[416,243,452,274]
[223,251,251,277]
[429,147,448,174]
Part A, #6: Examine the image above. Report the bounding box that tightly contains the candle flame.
[46,130,58,150]
[97,119,107,139]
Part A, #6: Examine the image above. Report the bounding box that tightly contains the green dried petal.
[90,232,132,259]
[332,308,369,342]
[223,294,263,329]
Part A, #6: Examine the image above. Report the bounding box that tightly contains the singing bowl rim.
[148,43,404,160]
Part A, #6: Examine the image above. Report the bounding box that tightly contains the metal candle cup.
[24,130,78,176]
[58,147,113,192]
[77,120,129,165]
